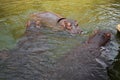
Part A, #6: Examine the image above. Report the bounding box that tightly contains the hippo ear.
[61,21,67,28]
[64,21,68,25]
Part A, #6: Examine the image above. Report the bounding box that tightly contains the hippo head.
[58,19,83,34]
[87,30,111,47]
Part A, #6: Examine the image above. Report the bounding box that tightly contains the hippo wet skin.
[26,12,82,34]
[0,30,111,80]
[50,30,111,80]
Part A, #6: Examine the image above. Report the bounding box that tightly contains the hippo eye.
[103,33,111,38]
[74,24,78,28]
[75,24,78,26]
[105,33,111,37]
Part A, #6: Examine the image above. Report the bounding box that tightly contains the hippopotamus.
[26,12,82,34]
[0,30,111,80]
[50,30,111,80]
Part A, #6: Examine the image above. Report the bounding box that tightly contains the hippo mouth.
[69,28,83,34]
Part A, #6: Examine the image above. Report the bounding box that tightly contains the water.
[0,0,120,80]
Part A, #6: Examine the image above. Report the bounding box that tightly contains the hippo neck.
[57,18,66,23]
[56,18,66,30]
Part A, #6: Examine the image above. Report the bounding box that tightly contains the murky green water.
[0,0,120,80]
[0,0,120,49]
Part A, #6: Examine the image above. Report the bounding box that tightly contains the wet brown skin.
[26,12,82,34]
[51,30,111,80]
[0,30,111,80]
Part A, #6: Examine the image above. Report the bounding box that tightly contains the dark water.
[0,0,120,80]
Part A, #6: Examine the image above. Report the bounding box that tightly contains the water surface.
[0,0,120,80]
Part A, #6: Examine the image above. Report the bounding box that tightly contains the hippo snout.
[70,27,83,34]
[77,29,83,34]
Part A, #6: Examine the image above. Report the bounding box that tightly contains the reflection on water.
[0,0,120,80]
[0,0,120,49]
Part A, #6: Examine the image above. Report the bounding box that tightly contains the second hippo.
[51,30,111,80]
[26,12,82,34]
